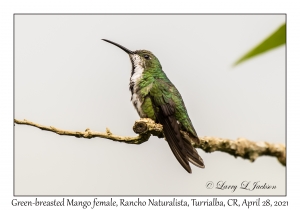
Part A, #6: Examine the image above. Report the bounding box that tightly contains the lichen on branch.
[14,118,286,166]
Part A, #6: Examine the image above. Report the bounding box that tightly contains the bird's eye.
[144,54,150,59]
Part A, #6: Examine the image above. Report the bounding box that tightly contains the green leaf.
[234,23,286,66]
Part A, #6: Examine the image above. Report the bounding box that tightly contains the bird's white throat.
[130,54,144,83]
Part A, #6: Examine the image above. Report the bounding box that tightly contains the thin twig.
[14,119,150,144]
[14,118,286,166]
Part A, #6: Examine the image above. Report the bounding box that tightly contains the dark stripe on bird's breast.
[129,80,134,95]
[131,66,135,76]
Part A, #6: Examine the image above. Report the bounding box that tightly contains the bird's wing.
[170,85,200,144]
[150,81,205,173]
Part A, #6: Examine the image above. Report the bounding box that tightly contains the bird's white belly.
[130,54,148,118]
[131,92,146,117]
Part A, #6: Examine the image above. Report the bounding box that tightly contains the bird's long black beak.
[102,39,134,54]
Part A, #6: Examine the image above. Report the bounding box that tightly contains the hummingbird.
[102,39,205,173]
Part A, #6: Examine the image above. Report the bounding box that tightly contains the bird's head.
[102,39,162,73]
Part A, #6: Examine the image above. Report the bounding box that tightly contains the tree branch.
[14,118,286,166]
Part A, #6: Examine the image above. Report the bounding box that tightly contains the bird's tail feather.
[157,104,205,173]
